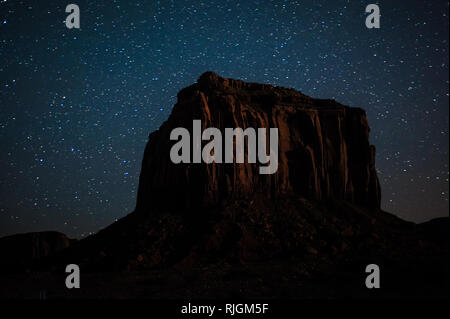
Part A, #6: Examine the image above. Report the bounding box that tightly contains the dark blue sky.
[0,0,448,238]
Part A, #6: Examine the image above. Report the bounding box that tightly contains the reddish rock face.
[136,72,381,213]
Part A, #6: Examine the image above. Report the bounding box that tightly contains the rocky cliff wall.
[136,72,381,212]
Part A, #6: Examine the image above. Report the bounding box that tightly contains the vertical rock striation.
[136,72,381,213]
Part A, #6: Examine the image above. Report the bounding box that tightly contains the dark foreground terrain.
[0,200,447,299]
[0,253,447,299]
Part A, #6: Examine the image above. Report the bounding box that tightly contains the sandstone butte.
[1,72,405,272]
[136,71,381,212]
[1,73,447,299]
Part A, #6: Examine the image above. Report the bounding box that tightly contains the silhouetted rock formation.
[419,217,449,246]
[51,73,392,271]
[136,72,381,213]
[0,73,447,299]
[0,231,72,271]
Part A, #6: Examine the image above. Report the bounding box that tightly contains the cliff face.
[136,72,380,212]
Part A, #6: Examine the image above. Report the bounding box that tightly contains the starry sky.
[0,0,448,238]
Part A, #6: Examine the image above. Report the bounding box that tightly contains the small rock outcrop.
[0,231,72,270]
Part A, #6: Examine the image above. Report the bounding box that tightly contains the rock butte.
[136,71,381,212]
[2,72,447,289]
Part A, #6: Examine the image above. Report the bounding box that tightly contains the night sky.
[0,0,448,238]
